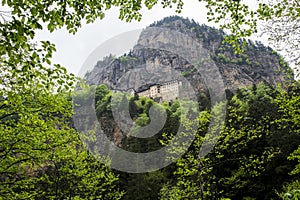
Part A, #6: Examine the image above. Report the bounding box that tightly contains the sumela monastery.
[136,80,182,101]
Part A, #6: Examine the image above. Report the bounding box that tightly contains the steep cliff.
[84,16,293,97]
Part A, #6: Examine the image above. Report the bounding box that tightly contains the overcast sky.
[35,0,263,77]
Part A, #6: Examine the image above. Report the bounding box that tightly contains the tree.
[199,0,299,66]
[0,10,123,196]
[1,0,299,198]
[0,48,78,197]
[275,81,300,198]
[0,82,123,199]
[159,83,300,199]
[262,0,300,77]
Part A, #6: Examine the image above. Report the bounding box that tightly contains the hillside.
[78,16,300,200]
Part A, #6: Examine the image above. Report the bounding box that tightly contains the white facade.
[137,89,151,98]
[137,80,181,101]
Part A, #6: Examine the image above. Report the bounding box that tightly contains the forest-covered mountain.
[2,13,300,200]
[85,16,293,95]
[78,16,300,200]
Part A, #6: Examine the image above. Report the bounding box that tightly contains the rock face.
[84,16,293,97]
[80,16,295,149]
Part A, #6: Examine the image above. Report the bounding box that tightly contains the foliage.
[158,82,300,200]
[199,0,298,55]
[262,0,300,77]
[92,81,300,200]
[0,81,123,199]
[94,84,197,199]
[279,180,300,200]
[275,81,300,198]
[118,170,170,200]
[2,0,300,198]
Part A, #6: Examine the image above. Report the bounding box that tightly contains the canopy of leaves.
[1,0,300,198]
[158,82,300,200]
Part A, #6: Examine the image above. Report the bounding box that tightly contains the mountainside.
[84,16,293,96]
[77,16,300,200]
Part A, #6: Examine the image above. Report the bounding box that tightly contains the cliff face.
[84,16,293,96]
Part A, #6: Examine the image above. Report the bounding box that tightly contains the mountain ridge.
[84,16,293,96]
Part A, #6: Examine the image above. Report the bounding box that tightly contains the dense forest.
[89,81,300,200]
[1,78,300,199]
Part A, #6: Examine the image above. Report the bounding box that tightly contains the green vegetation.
[0,79,123,199]
[181,67,197,77]
[90,82,300,200]
[119,55,138,64]
[1,0,300,198]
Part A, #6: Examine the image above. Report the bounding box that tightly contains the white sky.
[35,0,264,76]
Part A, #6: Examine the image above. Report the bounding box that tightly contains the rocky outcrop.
[84,16,293,97]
